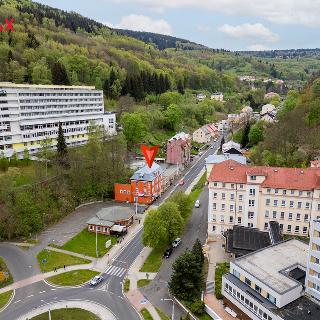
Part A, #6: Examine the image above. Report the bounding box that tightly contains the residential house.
[207,160,320,240]
[222,239,320,320]
[206,123,220,140]
[261,104,276,114]
[166,132,191,167]
[87,206,134,235]
[114,163,164,205]
[210,92,224,102]
[217,120,229,133]
[310,160,320,168]
[205,154,247,179]
[193,126,212,144]
[222,140,242,155]
[261,112,276,123]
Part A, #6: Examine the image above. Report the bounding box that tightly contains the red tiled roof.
[208,160,320,190]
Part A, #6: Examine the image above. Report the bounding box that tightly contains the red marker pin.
[140,145,159,168]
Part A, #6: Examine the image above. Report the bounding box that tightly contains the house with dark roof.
[114,163,164,205]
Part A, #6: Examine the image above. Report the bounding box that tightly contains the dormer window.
[250,175,256,181]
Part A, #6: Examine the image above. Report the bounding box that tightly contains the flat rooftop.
[274,296,320,320]
[0,82,96,90]
[234,239,308,294]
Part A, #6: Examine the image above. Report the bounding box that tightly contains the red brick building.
[166,132,191,167]
[115,163,164,205]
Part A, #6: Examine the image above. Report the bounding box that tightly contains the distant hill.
[239,48,320,59]
[115,29,209,50]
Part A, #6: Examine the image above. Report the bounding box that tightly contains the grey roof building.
[130,163,163,182]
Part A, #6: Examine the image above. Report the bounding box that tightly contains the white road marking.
[13,300,21,304]
[26,295,34,299]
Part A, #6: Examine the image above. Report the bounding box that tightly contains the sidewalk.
[0,262,94,294]
[45,246,96,261]
[125,247,161,320]
[16,300,117,320]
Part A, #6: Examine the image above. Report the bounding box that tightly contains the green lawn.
[59,228,117,258]
[0,257,13,289]
[0,290,13,310]
[137,279,151,288]
[198,313,214,320]
[31,308,99,320]
[123,278,130,292]
[156,307,170,320]
[141,308,153,320]
[37,250,91,273]
[140,247,164,273]
[47,270,99,286]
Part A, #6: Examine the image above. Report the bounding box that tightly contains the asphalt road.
[0,138,221,320]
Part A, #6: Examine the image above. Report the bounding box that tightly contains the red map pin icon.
[140,145,159,168]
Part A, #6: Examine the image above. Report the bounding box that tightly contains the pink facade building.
[166,132,191,167]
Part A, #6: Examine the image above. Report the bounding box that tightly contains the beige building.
[306,219,320,301]
[207,160,320,240]
[193,126,211,144]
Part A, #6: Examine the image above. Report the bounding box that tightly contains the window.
[239,195,243,201]
[281,200,286,207]
[245,278,251,286]
[230,194,235,200]
[212,226,216,232]
[290,190,295,195]
[248,223,253,227]
[295,226,300,233]
[250,175,256,181]
[213,192,217,199]
[248,212,254,219]
[238,217,242,224]
[318,204,320,211]
[303,226,308,234]
[249,199,255,207]
[283,190,287,195]
[306,202,310,210]
[296,213,301,221]
[273,200,278,207]
[212,214,216,221]
[307,191,311,197]
[249,188,255,196]
[233,269,240,278]
[212,203,217,210]
[266,199,270,206]
[255,285,261,293]
[239,206,243,212]
[230,205,234,212]
[96,226,101,231]
[89,225,94,230]
[304,214,309,221]
[231,184,235,188]
[287,225,292,232]
[275,189,279,194]
[297,202,302,209]
[214,182,217,187]
[289,213,293,220]
[221,193,225,200]
[229,216,233,223]
[221,204,225,211]
[267,293,276,304]
[273,211,277,219]
[299,191,303,196]
[222,183,226,187]
[240,184,244,189]
[220,215,224,222]
[267,188,271,193]
[280,224,283,230]
[265,210,269,218]
[264,222,268,230]
[280,212,284,219]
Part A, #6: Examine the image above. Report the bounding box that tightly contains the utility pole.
[161,298,175,320]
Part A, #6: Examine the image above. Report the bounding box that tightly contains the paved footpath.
[16,300,117,320]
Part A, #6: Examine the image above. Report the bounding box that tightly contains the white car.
[90,275,104,286]
[172,238,181,248]
[195,200,200,208]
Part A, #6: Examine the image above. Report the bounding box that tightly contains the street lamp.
[161,298,175,320]
[96,222,103,258]
[40,299,51,320]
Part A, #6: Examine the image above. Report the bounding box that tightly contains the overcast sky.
[36,0,320,51]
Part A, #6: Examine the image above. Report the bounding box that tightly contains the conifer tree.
[52,61,70,85]
[56,122,67,159]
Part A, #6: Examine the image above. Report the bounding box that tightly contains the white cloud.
[219,23,279,42]
[247,44,268,51]
[111,0,320,27]
[108,14,172,35]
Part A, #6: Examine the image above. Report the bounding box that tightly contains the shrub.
[189,299,205,315]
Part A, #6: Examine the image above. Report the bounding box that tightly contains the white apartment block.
[222,239,320,320]
[207,160,320,240]
[0,83,116,157]
[306,219,320,301]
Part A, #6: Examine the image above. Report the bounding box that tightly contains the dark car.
[163,247,173,259]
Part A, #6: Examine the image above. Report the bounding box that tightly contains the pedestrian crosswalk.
[104,265,127,277]
[206,282,215,294]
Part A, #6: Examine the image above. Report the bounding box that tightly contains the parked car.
[210,145,214,149]
[90,275,104,286]
[214,139,217,142]
[163,247,173,258]
[199,151,203,156]
[179,179,185,186]
[172,238,182,248]
[195,200,200,208]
